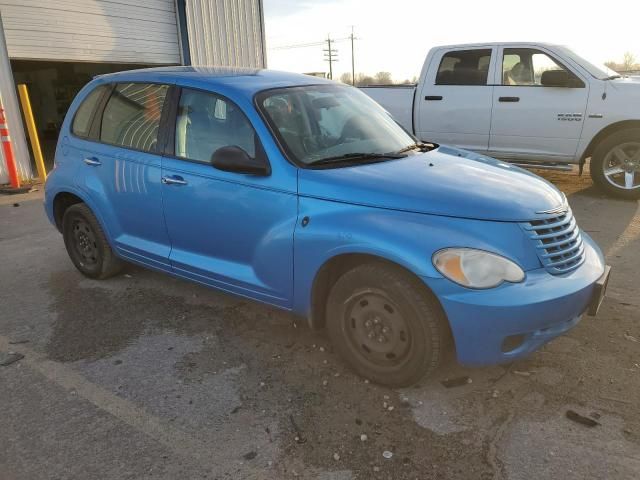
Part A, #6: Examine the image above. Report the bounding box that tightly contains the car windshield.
[557,46,620,79]
[256,84,417,166]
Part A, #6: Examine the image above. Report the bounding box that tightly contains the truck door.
[416,47,496,152]
[489,46,589,162]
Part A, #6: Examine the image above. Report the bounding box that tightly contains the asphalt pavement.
[1,172,639,480]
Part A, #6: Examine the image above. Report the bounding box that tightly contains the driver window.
[502,48,567,86]
[175,88,256,163]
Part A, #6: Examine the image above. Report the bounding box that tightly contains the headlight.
[433,248,524,289]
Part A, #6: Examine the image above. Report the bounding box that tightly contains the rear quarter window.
[100,83,169,153]
[71,85,109,138]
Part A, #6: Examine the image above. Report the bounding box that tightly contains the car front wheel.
[326,262,449,387]
[590,128,640,199]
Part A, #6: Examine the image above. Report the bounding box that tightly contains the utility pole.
[350,26,357,86]
[323,35,338,80]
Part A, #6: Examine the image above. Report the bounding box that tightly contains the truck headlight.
[433,248,524,289]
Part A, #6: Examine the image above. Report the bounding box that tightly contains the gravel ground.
[0,169,639,480]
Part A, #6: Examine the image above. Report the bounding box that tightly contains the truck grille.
[521,208,585,275]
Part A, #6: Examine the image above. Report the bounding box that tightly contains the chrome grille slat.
[544,242,584,266]
[528,217,576,240]
[520,207,585,275]
[535,228,580,250]
[521,214,573,231]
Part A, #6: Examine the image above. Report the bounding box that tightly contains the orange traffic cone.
[0,105,30,194]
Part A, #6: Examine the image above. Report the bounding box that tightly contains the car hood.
[298,146,565,222]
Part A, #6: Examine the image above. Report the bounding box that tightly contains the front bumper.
[423,232,606,366]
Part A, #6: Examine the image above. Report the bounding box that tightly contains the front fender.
[292,197,541,317]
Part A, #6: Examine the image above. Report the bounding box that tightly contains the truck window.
[435,49,491,86]
[502,48,581,86]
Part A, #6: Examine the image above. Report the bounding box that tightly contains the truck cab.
[362,42,640,199]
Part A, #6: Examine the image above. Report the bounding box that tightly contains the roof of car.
[432,41,560,49]
[94,66,335,96]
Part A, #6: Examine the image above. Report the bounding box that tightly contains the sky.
[263,0,640,81]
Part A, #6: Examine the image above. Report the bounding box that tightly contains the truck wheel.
[326,262,448,387]
[62,203,123,279]
[590,128,640,199]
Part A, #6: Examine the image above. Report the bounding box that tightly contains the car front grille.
[521,208,585,275]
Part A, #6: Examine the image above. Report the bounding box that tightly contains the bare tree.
[338,72,352,84]
[355,73,375,86]
[623,52,636,71]
[373,71,393,84]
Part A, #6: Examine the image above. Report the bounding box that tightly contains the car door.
[489,46,590,162]
[416,47,496,152]
[161,86,297,308]
[80,82,173,268]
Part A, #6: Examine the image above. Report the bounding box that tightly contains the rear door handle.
[499,96,520,102]
[161,175,188,186]
[83,157,101,166]
[425,95,443,101]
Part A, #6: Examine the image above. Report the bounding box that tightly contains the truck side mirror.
[540,70,569,87]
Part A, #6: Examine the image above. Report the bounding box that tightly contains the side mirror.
[211,146,270,176]
[541,70,569,87]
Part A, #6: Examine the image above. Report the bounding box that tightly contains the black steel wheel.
[326,262,449,387]
[62,203,123,279]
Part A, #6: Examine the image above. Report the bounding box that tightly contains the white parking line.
[0,334,241,475]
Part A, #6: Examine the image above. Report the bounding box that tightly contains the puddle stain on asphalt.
[45,270,495,479]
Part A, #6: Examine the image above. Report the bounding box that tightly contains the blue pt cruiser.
[45,67,610,387]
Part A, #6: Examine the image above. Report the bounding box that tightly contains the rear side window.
[100,83,169,152]
[435,49,492,86]
[174,88,256,163]
[71,85,108,138]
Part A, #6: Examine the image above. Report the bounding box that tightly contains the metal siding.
[0,0,181,64]
[186,0,265,68]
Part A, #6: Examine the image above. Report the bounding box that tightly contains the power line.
[268,40,326,51]
[268,37,350,51]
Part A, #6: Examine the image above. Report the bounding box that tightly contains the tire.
[590,128,640,200]
[326,262,449,387]
[62,203,123,279]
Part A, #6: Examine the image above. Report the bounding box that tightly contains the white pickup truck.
[361,42,640,199]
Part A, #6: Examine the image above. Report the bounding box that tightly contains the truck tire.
[326,262,448,387]
[590,128,640,199]
[62,203,123,279]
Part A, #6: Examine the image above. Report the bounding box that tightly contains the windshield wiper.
[307,152,407,166]
[396,142,436,154]
[604,74,622,80]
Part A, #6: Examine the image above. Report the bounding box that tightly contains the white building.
[0,0,266,183]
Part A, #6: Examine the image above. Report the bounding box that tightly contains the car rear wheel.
[62,203,123,279]
[326,262,448,387]
[590,128,640,200]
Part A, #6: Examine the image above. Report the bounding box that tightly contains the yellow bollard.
[17,84,47,182]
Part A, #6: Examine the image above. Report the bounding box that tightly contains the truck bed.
[360,85,416,132]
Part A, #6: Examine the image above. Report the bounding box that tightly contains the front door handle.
[83,157,101,166]
[161,175,188,186]
[499,96,520,102]
[425,95,443,101]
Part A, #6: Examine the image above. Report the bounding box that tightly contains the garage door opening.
[10,60,167,171]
